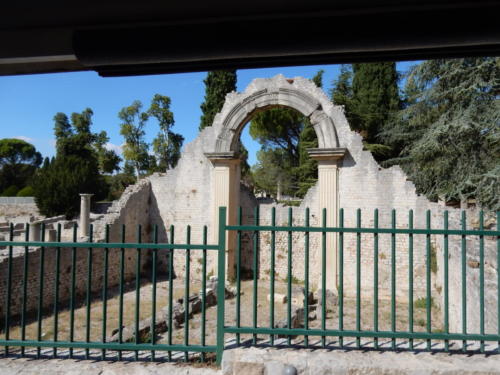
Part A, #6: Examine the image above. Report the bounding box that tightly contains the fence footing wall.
[221,346,500,375]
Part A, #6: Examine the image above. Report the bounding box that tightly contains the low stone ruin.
[107,277,237,343]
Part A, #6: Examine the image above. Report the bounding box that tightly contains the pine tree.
[332,63,401,161]
[381,57,500,210]
[199,70,237,130]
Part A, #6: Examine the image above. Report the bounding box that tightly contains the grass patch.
[414,297,435,309]
[277,200,301,207]
[430,245,438,274]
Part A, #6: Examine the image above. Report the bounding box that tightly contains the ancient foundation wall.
[0,178,154,321]
[0,201,40,223]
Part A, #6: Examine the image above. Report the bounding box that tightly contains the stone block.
[233,362,264,375]
[267,293,287,304]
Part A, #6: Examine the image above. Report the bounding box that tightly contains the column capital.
[205,151,241,165]
[79,193,94,198]
[307,147,347,161]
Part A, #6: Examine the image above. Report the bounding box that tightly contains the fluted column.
[205,152,241,280]
[308,148,346,291]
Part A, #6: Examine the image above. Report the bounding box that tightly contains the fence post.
[216,206,227,366]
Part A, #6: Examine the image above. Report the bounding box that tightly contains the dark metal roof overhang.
[1,1,499,76]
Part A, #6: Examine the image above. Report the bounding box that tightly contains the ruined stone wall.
[0,178,154,321]
[0,201,40,223]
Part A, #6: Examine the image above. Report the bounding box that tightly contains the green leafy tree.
[330,64,353,113]
[33,110,108,217]
[33,155,107,218]
[350,62,401,160]
[251,148,296,197]
[199,70,251,178]
[382,57,500,210]
[330,63,401,161]
[199,70,237,131]
[54,109,120,173]
[0,138,42,193]
[148,94,184,171]
[119,100,150,178]
[93,131,122,174]
[250,107,303,164]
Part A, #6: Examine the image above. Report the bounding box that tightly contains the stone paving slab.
[0,356,219,375]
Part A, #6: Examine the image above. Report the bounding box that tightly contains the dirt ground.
[3,278,443,353]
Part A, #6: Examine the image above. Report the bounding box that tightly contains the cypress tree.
[335,62,400,161]
[199,70,237,130]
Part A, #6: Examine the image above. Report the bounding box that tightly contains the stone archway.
[205,75,346,289]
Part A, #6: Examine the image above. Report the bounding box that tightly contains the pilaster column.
[205,152,241,280]
[308,148,346,291]
[79,193,93,238]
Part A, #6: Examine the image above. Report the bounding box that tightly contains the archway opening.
[238,105,319,203]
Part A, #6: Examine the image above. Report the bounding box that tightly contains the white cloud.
[13,135,35,143]
[105,142,123,155]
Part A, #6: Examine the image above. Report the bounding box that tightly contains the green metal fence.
[1,206,500,365]
[0,208,227,364]
[224,207,500,354]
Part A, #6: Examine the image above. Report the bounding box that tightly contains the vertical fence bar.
[69,223,77,358]
[85,225,93,360]
[184,225,191,362]
[53,223,62,358]
[304,208,310,348]
[497,211,500,351]
[287,207,293,346]
[408,210,414,350]
[270,207,276,346]
[479,211,485,353]
[150,225,158,362]
[461,211,467,352]
[201,226,207,362]
[391,209,396,350]
[21,224,30,357]
[252,206,259,345]
[118,224,125,361]
[443,211,449,352]
[236,207,242,346]
[168,225,174,362]
[338,208,344,348]
[216,207,227,366]
[426,210,432,351]
[4,223,13,356]
[321,208,327,348]
[36,223,45,359]
[102,224,110,360]
[373,209,379,350]
[356,209,361,348]
[135,225,142,361]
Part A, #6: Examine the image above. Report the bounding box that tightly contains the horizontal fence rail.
[224,207,500,354]
[0,207,228,364]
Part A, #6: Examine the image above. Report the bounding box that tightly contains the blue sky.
[0,62,415,166]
